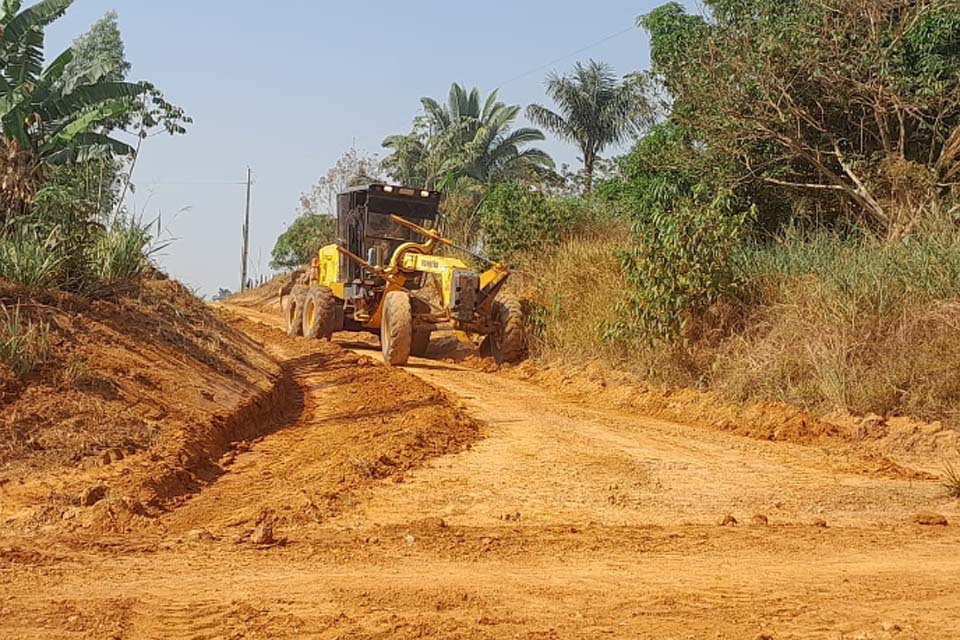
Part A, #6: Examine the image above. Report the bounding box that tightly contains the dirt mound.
[0,277,280,532]
[160,315,483,538]
[506,360,951,478]
[224,272,295,314]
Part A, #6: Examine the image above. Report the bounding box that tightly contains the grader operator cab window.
[337,184,440,277]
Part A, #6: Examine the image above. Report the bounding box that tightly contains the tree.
[62,10,129,89]
[271,214,336,270]
[381,119,428,187]
[0,0,189,220]
[304,147,382,213]
[383,83,554,189]
[527,60,651,193]
[639,0,960,236]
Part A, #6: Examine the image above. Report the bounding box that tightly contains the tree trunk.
[583,152,595,194]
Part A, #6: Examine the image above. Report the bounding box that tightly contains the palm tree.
[382,83,554,189]
[527,60,649,193]
[381,131,427,187]
[0,0,149,218]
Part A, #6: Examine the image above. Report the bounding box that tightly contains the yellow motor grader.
[283,183,524,366]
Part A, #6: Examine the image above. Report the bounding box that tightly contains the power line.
[495,24,636,90]
[139,180,248,186]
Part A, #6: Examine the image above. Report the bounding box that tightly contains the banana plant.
[1,0,147,162]
[0,0,153,217]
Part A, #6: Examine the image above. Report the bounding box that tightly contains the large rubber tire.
[286,284,308,337]
[486,295,525,364]
[411,329,431,358]
[302,286,337,340]
[381,291,413,366]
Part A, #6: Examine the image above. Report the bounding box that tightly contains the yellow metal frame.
[309,215,510,331]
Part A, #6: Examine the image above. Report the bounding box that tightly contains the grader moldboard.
[283,184,525,366]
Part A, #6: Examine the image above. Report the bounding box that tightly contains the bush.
[605,194,754,346]
[480,182,616,262]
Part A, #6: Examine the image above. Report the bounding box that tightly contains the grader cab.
[284,184,524,366]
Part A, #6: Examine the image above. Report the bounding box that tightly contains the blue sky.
[45,1,694,296]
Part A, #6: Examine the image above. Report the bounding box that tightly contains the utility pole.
[240,167,252,291]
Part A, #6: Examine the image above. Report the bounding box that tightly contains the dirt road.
[2,305,959,639]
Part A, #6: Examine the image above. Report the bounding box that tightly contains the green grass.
[0,214,159,294]
[736,228,960,315]
[0,225,66,291]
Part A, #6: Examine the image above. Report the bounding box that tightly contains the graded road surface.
[1,304,959,639]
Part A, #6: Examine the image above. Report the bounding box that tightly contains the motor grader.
[283,183,524,366]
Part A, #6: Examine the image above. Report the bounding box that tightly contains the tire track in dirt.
[3,304,960,639]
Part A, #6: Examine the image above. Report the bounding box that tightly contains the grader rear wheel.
[411,330,431,358]
[302,286,337,340]
[381,291,413,366]
[286,284,308,337]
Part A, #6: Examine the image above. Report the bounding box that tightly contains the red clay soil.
[0,277,282,531]
[2,280,960,639]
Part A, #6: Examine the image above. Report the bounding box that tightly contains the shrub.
[480,182,616,262]
[605,193,754,346]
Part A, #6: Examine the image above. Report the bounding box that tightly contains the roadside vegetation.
[0,1,188,381]
[276,0,960,426]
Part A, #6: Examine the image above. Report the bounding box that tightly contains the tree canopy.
[270,214,336,270]
[527,60,651,193]
[639,0,960,235]
[382,83,554,189]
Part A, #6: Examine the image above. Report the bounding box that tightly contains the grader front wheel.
[482,295,525,364]
[302,286,337,340]
[381,291,413,366]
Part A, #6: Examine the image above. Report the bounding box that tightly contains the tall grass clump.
[0,213,159,295]
[0,303,51,377]
[87,216,158,287]
[713,227,960,422]
[522,233,631,366]
[0,225,66,290]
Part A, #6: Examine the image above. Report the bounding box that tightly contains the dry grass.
[712,231,960,423]
[944,456,960,498]
[511,228,632,368]
[0,302,51,379]
[523,225,960,426]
